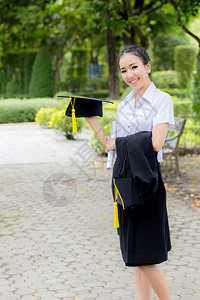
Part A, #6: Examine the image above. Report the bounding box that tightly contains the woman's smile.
[129,78,139,85]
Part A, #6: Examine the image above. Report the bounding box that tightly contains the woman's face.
[119,53,151,94]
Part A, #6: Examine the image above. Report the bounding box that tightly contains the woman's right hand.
[105,137,116,153]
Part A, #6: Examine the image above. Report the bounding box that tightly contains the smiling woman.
[85,44,174,300]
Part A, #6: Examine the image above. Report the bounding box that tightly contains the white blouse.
[115,82,175,162]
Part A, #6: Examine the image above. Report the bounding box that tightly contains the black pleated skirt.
[117,166,172,267]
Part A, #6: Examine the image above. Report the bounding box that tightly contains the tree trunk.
[105,13,119,100]
[54,34,77,91]
[54,51,65,91]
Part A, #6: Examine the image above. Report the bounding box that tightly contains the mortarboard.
[57,95,114,133]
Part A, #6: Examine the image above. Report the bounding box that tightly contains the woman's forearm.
[85,116,108,148]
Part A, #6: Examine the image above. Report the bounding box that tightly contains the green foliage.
[35,107,84,139]
[6,81,19,98]
[0,98,61,123]
[87,75,108,91]
[174,0,200,26]
[61,48,89,93]
[179,118,200,148]
[29,47,55,97]
[152,70,179,89]
[76,89,109,99]
[161,88,188,98]
[35,107,58,126]
[174,45,197,88]
[3,50,38,96]
[191,69,200,121]
[48,109,84,139]
[172,96,192,118]
[90,111,116,156]
[151,34,189,71]
[24,50,39,94]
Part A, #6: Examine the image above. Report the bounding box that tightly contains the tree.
[169,0,200,69]
[168,0,200,119]
[89,0,172,98]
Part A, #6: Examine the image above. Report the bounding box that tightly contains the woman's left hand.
[105,137,116,153]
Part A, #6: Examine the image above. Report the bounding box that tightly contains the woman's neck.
[135,81,151,106]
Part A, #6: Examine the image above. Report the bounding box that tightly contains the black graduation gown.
[112,131,171,267]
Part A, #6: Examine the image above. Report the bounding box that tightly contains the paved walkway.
[0,123,200,300]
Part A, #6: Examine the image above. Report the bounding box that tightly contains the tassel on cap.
[114,201,119,228]
[71,98,77,133]
[113,179,119,228]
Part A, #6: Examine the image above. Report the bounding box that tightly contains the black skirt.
[117,166,172,267]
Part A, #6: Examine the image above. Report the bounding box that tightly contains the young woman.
[86,45,174,300]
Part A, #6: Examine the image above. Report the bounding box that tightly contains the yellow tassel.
[114,201,119,228]
[71,97,77,133]
[72,108,77,133]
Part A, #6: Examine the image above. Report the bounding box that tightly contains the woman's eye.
[132,66,138,69]
[121,70,126,73]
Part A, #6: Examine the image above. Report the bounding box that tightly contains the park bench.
[161,117,186,177]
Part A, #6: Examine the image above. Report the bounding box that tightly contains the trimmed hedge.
[29,47,55,97]
[152,70,179,89]
[2,49,38,96]
[191,69,200,121]
[172,96,192,118]
[76,89,109,99]
[0,99,62,123]
[161,88,187,98]
[174,45,197,88]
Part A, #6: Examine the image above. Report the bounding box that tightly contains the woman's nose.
[127,69,134,79]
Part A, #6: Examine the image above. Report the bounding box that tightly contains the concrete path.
[0,123,200,300]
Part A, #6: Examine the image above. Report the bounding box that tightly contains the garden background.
[0,0,200,156]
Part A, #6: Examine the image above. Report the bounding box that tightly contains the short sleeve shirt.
[115,82,175,162]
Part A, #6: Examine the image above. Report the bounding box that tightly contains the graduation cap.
[57,95,114,133]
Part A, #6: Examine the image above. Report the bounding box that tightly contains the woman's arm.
[152,123,168,152]
[85,116,108,148]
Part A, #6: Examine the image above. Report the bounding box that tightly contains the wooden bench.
[162,117,186,177]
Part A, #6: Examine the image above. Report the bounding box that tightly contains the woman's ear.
[146,61,151,73]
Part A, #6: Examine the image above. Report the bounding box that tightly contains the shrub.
[90,112,115,155]
[151,33,189,71]
[152,70,179,89]
[29,47,55,97]
[172,96,192,118]
[48,109,84,139]
[6,81,19,98]
[0,99,61,123]
[88,75,108,90]
[76,89,109,99]
[174,45,197,88]
[191,69,200,121]
[161,88,187,98]
[179,118,200,148]
[3,49,38,96]
[35,107,58,127]
[54,91,73,98]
